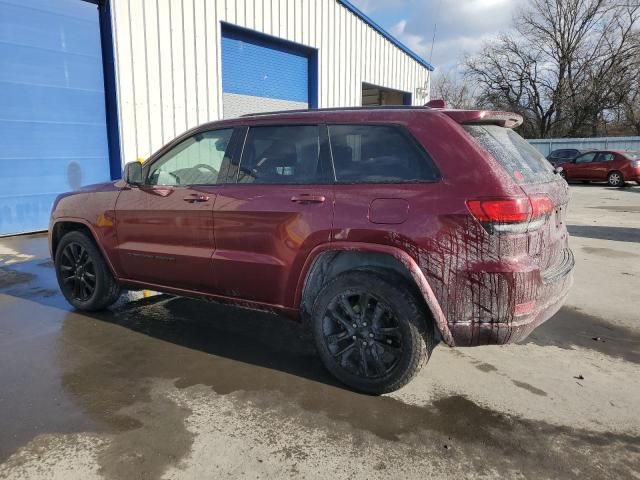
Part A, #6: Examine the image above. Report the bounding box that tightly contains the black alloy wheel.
[58,242,97,301]
[322,290,403,379]
[311,270,434,394]
[54,230,120,311]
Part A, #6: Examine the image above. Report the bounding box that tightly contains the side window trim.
[233,126,251,184]
[320,124,337,183]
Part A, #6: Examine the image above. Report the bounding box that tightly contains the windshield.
[463,125,555,184]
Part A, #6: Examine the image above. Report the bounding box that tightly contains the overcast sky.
[350,0,520,74]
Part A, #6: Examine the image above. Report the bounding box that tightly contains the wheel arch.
[296,242,454,346]
[50,218,118,277]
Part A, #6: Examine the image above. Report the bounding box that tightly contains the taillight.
[466,196,554,234]
[632,160,640,168]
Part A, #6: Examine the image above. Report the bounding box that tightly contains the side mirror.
[124,161,143,185]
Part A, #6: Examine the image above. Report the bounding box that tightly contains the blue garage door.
[0,0,111,236]
[221,26,313,118]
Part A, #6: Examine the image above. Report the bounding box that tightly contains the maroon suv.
[49,106,574,394]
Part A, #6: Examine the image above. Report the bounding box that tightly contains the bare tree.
[431,70,478,109]
[466,0,640,138]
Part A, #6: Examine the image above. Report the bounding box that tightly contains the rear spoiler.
[424,101,523,129]
[443,110,524,129]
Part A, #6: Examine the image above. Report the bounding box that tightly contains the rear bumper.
[446,251,574,346]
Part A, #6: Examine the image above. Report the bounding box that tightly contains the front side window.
[328,124,439,183]
[238,125,328,184]
[575,152,596,164]
[147,129,234,186]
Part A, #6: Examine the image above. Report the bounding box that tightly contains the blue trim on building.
[98,0,122,180]
[336,0,435,72]
[308,50,319,109]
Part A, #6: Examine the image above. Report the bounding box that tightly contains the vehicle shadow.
[87,292,341,388]
[604,186,640,193]
[567,224,640,243]
[0,254,341,390]
[567,183,640,190]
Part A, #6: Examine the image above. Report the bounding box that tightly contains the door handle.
[183,194,210,203]
[290,194,326,204]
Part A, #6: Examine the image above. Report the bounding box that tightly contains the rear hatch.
[461,122,571,276]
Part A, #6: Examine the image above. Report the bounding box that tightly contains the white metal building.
[0,0,433,235]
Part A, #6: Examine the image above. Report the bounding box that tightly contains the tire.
[607,171,624,187]
[54,231,120,311]
[311,270,434,394]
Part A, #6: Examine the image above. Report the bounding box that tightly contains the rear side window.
[463,125,555,184]
[596,153,615,162]
[238,125,331,184]
[328,125,439,183]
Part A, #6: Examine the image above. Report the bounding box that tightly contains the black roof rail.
[240,105,431,118]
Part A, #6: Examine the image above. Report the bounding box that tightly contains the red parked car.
[558,150,640,187]
[49,106,574,394]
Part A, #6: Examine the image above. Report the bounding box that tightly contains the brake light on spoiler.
[466,196,554,234]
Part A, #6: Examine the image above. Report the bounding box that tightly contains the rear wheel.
[608,171,624,187]
[311,270,434,394]
[54,231,120,311]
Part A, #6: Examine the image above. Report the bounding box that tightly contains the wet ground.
[1,184,639,479]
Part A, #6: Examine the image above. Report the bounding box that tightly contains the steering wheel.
[193,163,218,174]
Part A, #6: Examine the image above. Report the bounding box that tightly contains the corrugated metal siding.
[110,0,432,164]
[529,137,640,156]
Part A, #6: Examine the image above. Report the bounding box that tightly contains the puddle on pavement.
[0,267,34,288]
[527,306,640,364]
[53,295,640,479]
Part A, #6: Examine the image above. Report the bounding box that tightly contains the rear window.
[328,125,439,183]
[624,152,639,160]
[463,125,555,184]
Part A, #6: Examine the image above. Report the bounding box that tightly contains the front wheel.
[54,231,120,311]
[608,171,625,187]
[311,270,434,394]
